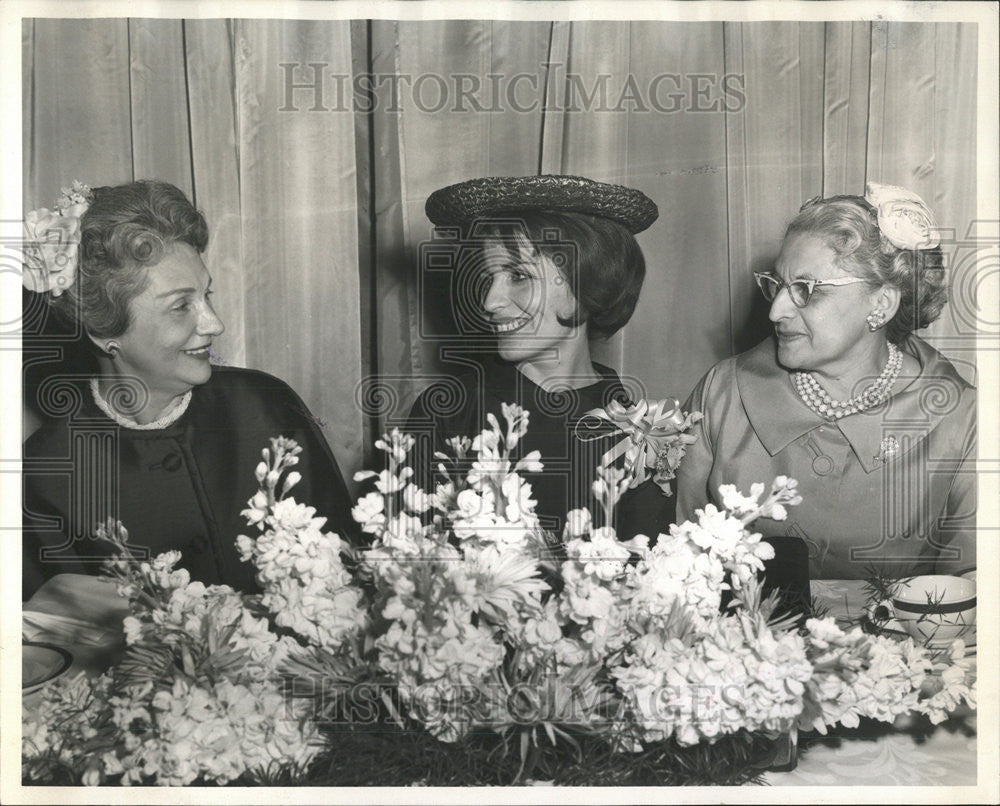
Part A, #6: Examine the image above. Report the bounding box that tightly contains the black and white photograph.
[2,0,998,801]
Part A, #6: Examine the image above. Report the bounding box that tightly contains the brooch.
[875,436,900,465]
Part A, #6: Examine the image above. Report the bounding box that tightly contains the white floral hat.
[864,181,940,250]
[22,180,93,297]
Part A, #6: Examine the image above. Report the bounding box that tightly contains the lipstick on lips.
[182,344,212,359]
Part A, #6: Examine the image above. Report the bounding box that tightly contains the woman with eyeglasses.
[675,184,976,580]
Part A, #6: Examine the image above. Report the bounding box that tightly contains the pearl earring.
[106,342,120,357]
[866,310,886,331]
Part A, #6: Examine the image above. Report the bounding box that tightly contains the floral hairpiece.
[864,181,940,250]
[22,180,93,297]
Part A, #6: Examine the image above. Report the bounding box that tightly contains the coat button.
[148,453,182,472]
[812,455,835,476]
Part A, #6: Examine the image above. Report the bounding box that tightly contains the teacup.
[883,574,976,646]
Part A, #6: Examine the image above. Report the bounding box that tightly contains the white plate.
[22,642,73,693]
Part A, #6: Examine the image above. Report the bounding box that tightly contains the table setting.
[763,576,977,786]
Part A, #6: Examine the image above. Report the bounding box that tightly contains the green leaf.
[514,730,530,782]
[380,690,406,729]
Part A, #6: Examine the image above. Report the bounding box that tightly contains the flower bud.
[281,471,302,496]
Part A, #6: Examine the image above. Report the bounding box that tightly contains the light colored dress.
[676,336,976,579]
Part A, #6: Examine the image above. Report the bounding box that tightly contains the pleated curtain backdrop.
[23,18,978,483]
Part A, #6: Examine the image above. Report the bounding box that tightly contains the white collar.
[89,378,192,430]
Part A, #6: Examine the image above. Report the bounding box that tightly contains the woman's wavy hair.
[786,195,946,343]
[53,180,209,340]
[475,210,646,339]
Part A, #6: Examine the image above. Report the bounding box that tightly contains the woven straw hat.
[425,174,658,234]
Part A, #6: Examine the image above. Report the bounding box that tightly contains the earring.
[866,310,886,331]
[106,342,120,357]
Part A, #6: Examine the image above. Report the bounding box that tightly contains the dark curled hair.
[787,196,947,343]
[52,180,209,339]
[477,210,646,338]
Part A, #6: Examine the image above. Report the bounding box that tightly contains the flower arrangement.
[22,521,322,786]
[23,404,977,786]
[233,404,977,782]
[236,437,368,653]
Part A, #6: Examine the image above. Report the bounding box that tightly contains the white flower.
[352,491,385,531]
[355,468,411,494]
[270,498,324,531]
[563,508,592,539]
[865,181,940,250]
[433,480,456,511]
[22,207,84,297]
[403,483,433,513]
[718,482,764,514]
[592,465,628,507]
[456,488,494,520]
[122,616,144,645]
[523,601,564,649]
[471,421,502,456]
[375,429,415,464]
[242,490,269,526]
[515,450,543,473]
[468,545,548,622]
[501,474,537,523]
[500,402,530,450]
[384,513,425,542]
[151,550,182,573]
[567,528,631,581]
[280,471,302,497]
[235,534,255,561]
[55,181,93,214]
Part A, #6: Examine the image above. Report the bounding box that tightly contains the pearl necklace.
[793,342,902,420]
[90,378,192,430]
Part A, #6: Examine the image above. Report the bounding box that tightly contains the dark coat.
[23,367,355,599]
[406,358,676,542]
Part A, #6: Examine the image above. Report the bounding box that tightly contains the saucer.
[23,641,73,693]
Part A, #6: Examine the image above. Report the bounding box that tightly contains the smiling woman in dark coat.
[407,175,674,542]
[23,180,354,598]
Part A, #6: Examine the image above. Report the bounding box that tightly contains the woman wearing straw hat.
[407,174,674,542]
